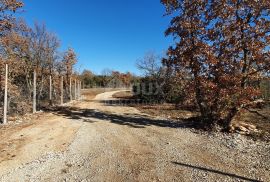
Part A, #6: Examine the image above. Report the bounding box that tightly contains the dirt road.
[0,90,269,182]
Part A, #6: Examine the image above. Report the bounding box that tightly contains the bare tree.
[136,51,161,77]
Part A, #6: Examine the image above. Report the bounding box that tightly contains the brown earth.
[0,89,269,182]
[113,91,270,141]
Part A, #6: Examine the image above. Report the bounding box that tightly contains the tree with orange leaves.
[0,0,23,36]
[162,0,270,129]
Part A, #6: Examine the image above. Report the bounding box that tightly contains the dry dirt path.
[0,90,269,182]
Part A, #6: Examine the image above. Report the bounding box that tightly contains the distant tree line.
[80,69,139,88]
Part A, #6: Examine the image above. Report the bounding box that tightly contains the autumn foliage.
[81,69,136,88]
[0,0,23,36]
[161,0,270,128]
[0,1,79,117]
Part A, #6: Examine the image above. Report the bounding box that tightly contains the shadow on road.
[45,104,204,129]
[172,161,262,182]
[43,102,264,182]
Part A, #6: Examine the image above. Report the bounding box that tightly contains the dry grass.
[112,91,270,140]
[140,104,270,140]
[112,91,199,120]
[237,103,270,141]
[136,104,199,120]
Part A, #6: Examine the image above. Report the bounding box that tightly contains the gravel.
[0,91,269,182]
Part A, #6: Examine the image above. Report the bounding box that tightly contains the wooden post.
[33,69,37,113]
[74,79,77,100]
[3,64,8,124]
[61,76,63,105]
[78,81,81,100]
[80,81,82,99]
[77,80,79,100]
[77,81,79,100]
[49,75,52,105]
[70,77,72,101]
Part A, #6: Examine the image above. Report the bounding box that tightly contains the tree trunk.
[70,77,72,101]
[223,107,238,130]
[26,74,32,102]
[37,75,44,109]
[193,72,214,126]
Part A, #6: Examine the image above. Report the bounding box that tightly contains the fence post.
[79,81,81,100]
[77,80,79,100]
[80,81,82,99]
[74,79,77,100]
[49,75,52,105]
[70,77,72,101]
[3,64,8,124]
[77,81,79,100]
[61,76,64,105]
[33,69,37,113]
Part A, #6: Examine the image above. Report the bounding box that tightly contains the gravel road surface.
[0,90,269,182]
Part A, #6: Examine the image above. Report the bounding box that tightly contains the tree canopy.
[161,0,270,128]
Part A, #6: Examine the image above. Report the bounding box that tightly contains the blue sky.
[19,0,173,75]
